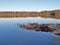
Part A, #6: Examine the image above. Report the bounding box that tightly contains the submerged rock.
[20,23,60,32]
[52,30,60,38]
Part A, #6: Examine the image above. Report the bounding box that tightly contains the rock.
[22,24,33,29]
[48,25,59,31]
[20,23,60,32]
[56,24,60,29]
[39,24,50,32]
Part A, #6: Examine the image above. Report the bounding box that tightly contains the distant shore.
[0,9,60,19]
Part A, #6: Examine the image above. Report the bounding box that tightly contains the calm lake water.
[0,17,60,45]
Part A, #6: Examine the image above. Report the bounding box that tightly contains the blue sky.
[0,0,60,11]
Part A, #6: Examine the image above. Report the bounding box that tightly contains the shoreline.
[0,9,60,19]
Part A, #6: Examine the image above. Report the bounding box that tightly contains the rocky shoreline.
[20,23,60,32]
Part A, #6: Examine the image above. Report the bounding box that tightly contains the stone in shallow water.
[52,31,60,38]
[19,23,60,32]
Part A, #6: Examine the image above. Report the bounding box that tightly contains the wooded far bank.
[0,9,60,19]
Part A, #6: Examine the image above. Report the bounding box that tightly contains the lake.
[0,17,60,45]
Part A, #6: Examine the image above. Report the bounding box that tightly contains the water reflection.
[0,18,60,45]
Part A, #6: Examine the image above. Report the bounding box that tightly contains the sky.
[0,0,60,11]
